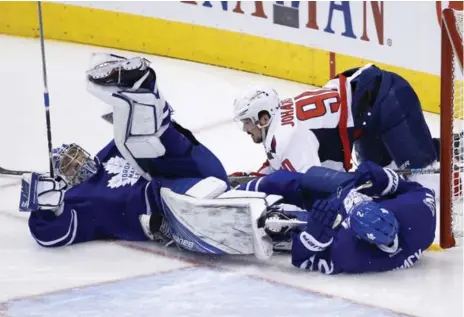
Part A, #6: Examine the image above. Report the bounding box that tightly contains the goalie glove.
[19,173,67,213]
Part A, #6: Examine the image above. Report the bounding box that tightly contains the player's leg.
[237,170,305,207]
[376,72,438,169]
[300,166,354,208]
[354,131,393,167]
[86,53,227,183]
[370,71,439,193]
[138,121,229,183]
[146,177,274,259]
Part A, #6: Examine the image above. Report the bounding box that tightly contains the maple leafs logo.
[103,156,141,189]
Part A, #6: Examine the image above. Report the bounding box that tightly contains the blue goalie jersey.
[28,141,156,247]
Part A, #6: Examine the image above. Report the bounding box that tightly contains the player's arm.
[290,199,344,275]
[279,129,321,173]
[255,160,275,175]
[353,160,427,197]
[235,170,303,206]
[229,160,276,181]
[290,191,403,274]
[379,186,436,257]
[325,161,436,273]
[28,204,93,248]
[237,163,355,209]
[329,186,436,273]
[21,173,99,247]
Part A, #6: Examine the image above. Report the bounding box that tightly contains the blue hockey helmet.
[52,143,99,186]
[349,201,399,246]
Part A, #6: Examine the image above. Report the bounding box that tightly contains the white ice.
[0,35,462,317]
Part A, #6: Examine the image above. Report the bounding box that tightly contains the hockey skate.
[86,53,152,89]
[257,207,308,252]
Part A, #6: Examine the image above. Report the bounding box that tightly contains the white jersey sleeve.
[263,97,323,173]
[256,161,276,175]
[279,128,321,173]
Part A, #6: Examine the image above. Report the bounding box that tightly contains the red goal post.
[440,8,463,249]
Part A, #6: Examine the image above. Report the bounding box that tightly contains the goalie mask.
[52,144,99,186]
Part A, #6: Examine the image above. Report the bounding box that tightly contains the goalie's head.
[52,144,99,186]
[233,85,280,144]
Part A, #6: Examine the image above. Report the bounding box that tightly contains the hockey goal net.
[440,8,463,249]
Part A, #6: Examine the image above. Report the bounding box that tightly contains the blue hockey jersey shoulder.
[331,185,436,273]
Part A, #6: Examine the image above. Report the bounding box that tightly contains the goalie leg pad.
[184,177,228,199]
[86,54,172,180]
[112,90,169,156]
[160,188,273,259]
[109,91,167,180]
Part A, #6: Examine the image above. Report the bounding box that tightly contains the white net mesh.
[450,9,463,245]
[455,10,463,43]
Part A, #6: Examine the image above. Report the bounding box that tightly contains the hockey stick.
[0,167,32,176]
[263,181,373,231]
[228,167,445,187]
[0,4,54,178]
[391,167,441,176]
[0,166,442,179]
[38,2,55,178]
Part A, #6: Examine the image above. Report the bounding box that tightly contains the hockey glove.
[19,173,67,213]
[292,198,342,254]
[306,199,342,242]
[354,161,399,196]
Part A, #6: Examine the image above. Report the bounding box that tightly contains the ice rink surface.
[0,35,462,317]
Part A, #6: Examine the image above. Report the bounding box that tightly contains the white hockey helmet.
[233,85,280,127]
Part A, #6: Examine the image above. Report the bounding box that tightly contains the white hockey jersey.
[256,64,374,175]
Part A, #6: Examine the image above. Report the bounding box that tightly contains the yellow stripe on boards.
[0,1,440,115]
[335,53,440,114]
[427,243,444,251]
[0,2,330,87]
